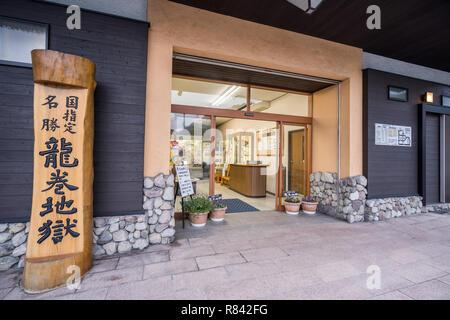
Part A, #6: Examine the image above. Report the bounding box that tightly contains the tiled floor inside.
[175,180,277,212]
[1,211,450,300]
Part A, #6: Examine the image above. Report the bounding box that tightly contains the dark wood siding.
[363,69,450,200]
[0,0,148,222]
[425,114,440,203]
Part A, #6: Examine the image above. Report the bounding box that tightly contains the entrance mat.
[221,198,260,214]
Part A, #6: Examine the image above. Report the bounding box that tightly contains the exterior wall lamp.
[425,92,434,103]
[286,0,325,14]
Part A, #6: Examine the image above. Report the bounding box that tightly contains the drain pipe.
[337,83,341,180]
[337,83,341,215]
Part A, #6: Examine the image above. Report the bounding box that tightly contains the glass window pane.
[0,17,47,65]
[170,113,211,212]
[172,77,248,109]
[250,87,309,116]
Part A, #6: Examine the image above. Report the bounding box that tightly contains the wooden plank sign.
[22,50,96,293]
[175,166,194,198]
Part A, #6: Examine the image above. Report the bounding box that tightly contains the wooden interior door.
[289,129,306,195]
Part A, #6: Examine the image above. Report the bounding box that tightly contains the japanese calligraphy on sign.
[22,49,96,293]
[27,85,87,258]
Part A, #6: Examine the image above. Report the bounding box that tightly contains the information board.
[175,165,195,198]
[375,123,412,147]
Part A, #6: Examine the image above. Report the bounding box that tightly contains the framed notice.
[175,165,195,198]
[375,123,412,147]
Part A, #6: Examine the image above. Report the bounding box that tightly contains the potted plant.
[302,197,319,215]
[284,195,301,215]
[184,195,213,227]
[210,201,227,222]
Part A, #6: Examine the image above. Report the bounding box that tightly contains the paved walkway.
[1,211,450,300]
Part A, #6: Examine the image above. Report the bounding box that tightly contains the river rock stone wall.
[1,174,177,271]
[0,222,29,271]
[309,172,367,223]
[93,215,149,257]
[143,173,176,245]
[310,172,432,223]
[365,196,424,221]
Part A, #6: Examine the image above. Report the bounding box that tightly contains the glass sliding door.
[170,113,211,212]
[278,123,311,208]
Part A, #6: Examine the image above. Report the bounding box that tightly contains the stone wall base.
[309,172,450,223]
[310,172,367,223]
[365,196,423,221]
[0,214,152,271]
[1,173,176,272]
[426,203,450,213]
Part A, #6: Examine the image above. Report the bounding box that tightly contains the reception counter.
[228,164,268,198]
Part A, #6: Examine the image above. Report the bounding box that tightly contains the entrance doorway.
[171,76,313,212]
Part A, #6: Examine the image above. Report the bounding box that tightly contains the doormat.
[221,198,260,213]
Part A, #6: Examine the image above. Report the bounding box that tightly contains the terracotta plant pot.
[210,207,227,222]
[302,201,318,215]
[189,211,209,227]
[284,202,301,215]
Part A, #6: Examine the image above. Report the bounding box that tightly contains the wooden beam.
[171,104,312,125]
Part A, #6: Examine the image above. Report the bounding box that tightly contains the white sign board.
[375,123,412,147]
[175,165,194,198]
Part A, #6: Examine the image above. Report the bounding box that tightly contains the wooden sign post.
[22,50,96,293]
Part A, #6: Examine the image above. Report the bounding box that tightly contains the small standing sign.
[283,191,299,197]
[175,166,194,198]
[175,166,194,228]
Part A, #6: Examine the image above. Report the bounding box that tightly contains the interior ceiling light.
[211,85,240,106]
[286,0,325,14]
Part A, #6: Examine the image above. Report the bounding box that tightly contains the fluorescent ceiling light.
[286,0,324,14]
[211,85,240,106]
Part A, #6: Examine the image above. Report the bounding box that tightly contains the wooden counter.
[228,164,268,198]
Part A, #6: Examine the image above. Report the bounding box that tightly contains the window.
[388,86,408,102]
[442,95,450,107]
[0,16,48,67]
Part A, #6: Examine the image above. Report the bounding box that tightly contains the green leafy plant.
[184,195,213,216]
[285,195,300,203]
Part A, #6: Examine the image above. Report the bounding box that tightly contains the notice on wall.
[375,123,412,147]
[175,165,195,198]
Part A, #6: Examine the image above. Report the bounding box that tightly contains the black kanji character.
[64,122,76,134]
[41,118,60,132]
[42,95,58,109]
[42,169,79,195]
[66,96,79,109]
